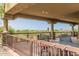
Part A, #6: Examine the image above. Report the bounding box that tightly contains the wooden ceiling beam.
[4,13,78,24]
[13,13,57,23]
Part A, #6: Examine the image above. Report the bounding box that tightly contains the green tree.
[8,27,15,33]
[0,27,3,32]
[16,30,21,33]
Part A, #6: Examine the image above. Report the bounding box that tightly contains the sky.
[0,18,78,30]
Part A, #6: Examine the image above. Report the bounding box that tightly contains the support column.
[51,23,55,40]
[2,19,9,46]
[3,19,8,32]
[72,24,74,37]
[78,24,79,39]
[71,24,75,37]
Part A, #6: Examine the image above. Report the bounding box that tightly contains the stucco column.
[72,24,75,37]
[78,24,79,39]
[3,19,8,32]
[2,19,9,46]
[51,23,55,40]
[70,24,75,37]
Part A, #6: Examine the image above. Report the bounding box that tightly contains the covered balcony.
[2,3,79,56]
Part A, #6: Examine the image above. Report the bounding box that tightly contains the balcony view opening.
[0,3,79,56]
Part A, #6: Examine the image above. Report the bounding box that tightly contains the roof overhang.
[4,3,79,24]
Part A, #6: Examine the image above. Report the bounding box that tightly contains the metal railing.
[3,33,79,56]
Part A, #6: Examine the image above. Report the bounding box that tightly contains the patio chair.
[37,34,50,41]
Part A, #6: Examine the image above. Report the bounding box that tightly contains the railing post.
[2,32,9,46]
[30,41,33,56]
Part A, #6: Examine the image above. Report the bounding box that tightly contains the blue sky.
[0,18,78,30]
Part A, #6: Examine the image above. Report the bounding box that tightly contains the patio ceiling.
[4,3,79,24]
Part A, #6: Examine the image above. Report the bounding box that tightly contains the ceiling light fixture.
[42,10,48,14]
